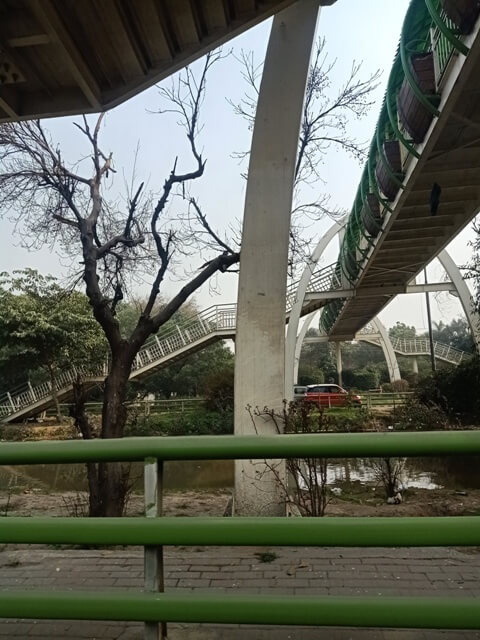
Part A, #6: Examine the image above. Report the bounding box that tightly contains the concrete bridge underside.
[329,23,480,339]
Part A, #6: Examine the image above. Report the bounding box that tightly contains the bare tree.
[368,457,406,500]
[0,51,239,516]
[248,402,331,517]
[229,39,381,274]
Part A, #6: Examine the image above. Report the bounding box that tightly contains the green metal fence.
[1,431,480,634]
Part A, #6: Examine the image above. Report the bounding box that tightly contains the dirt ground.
[2,486,480,519]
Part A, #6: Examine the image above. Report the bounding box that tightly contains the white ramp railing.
[389,337,467,365]
[362,335,469,366]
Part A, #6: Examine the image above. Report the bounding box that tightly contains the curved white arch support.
[293,313,401,386]
[438,249,480,352]
[293,311,327,383]
[365,318,401,382]
[285,216,346,398]
[286,210,476,399]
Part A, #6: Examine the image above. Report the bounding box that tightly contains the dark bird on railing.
[430,182,441,216]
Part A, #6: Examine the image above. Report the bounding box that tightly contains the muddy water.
[1,456,479,494]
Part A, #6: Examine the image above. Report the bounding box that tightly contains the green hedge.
[126,409,233,437]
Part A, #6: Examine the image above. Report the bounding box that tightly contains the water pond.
[1,456,479,493]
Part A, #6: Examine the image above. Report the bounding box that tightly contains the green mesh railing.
[320,0,474,335]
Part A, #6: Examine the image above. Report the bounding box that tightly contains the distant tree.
[429,318,474,353]
[230,38,380,272]
[299,329,337,382]
[201,363,234,412]
[136,341,233,400]
[115,298,234,399]
[298,365,324,386]
[389,322,417,341]
[0,269,106,421]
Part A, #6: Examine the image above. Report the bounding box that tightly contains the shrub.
[126,408,233,437]
[326,407,372,432]
[393,399,450,431]
[201,366,234,412]
[416,357,480,422]
[353,369,379,391]
[381,379,409,393]
[391,379,409,392]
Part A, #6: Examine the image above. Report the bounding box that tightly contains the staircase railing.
[0,263,341,420]
[389,337,466,364]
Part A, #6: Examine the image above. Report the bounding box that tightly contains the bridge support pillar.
[234,0,321,516]
[336,342,343,387]
[412,356,419,375]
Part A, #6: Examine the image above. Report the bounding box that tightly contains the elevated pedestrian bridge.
[1,296,469,422]
[0,262,342,423]
[320,1,480,340]
[362,335,468,366]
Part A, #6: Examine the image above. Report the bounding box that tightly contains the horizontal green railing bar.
[1,592,479,628]
[1,431,479,465]
[2,516,479,547]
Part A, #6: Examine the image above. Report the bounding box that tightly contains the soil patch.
[2,487,480,519]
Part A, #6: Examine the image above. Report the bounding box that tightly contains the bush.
[416,357,480,422]
[285,402,371,433]
[201,366,234,412]
[382,379,409,392]
[126,408,233,437]
[325,406,372,432]
[353,369,379,391]
[392,399,450,431]
[391,379,409,392]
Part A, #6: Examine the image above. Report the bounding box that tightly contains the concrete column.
[412,356,419,375]
[336,342,343,387]
[234,0,321,516]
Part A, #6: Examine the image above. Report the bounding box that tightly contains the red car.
[304,384,361,408]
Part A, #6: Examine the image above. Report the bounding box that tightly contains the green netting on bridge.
[320,0,469,334]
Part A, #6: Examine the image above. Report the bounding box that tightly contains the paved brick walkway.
[0,545,479,639]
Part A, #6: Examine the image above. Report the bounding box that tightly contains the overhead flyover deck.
[0,0,334,123]
[321,0,480,341]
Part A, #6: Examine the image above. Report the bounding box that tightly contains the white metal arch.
[292,311,401,385]
[438,249,480,350]
[368,317,402,382]
[285,216,346,398]
[287,222,477,392]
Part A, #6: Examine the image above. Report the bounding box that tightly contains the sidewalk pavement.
[0,545,479,639]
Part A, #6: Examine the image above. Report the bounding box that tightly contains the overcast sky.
[0,0,476,333]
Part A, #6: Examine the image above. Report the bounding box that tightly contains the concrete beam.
[304,282,455,302]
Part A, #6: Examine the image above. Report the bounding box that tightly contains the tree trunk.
[94,349,134,517]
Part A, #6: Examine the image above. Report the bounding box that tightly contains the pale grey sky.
[0,0,476,332]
